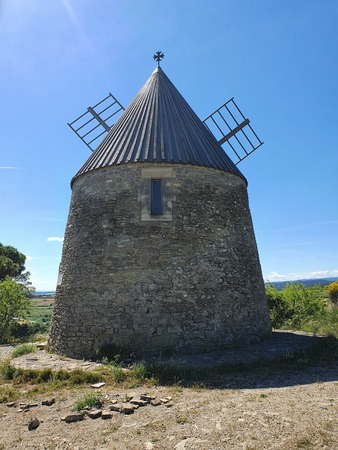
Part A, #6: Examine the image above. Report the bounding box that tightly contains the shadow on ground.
[146,331,338,389]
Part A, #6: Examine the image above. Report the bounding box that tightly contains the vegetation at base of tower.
[0,335,337,400]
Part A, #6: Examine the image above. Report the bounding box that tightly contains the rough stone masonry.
[49,163,271,359]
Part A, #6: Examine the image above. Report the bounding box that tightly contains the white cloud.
[26,255,34,261]
[47,237,64,242]
[264,269,338,282]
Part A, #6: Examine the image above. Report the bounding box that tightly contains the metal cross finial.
[153,51,164,66]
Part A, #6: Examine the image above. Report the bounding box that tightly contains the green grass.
[11,343,37,358]
[74,392,103,411]
[26,296,54,327]
[301,309,338,337]
[0,385,20,403]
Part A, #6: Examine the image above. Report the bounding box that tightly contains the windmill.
[68,51,263,165]
[49,51,271,359]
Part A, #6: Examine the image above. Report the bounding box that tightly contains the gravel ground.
[0,332,337,449]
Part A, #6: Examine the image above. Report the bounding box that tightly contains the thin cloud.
[0,166,21,170]
[47,237,64,242]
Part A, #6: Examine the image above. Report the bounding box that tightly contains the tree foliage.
[327,281,338,305]
[0,277,31,343]
[266,282,326,329]
[0,243,29,282]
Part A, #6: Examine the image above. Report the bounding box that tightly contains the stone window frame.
[140,167,173,221]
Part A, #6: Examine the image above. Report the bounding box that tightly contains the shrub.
[266,283,326,329]
[107,364,126,383]
[10,321,48,340]
[131,362,148,381]
[327,281,338,305]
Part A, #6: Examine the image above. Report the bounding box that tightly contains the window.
[151,179,163,215]
[140,168,172,221]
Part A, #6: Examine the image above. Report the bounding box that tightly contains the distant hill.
[266,277,338,290]
[34,291,55,297]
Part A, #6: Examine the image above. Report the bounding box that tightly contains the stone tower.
[49,64,271,359]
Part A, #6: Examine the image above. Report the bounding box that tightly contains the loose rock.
[87,409,102,419]
[42,398,55,406]
[140,394,156,402]
[28,418,40,431]
[130,399,148,407]
[90,382,105,389]
[120,406,135,415]
[61,413,85,423]
[110,404,122,412]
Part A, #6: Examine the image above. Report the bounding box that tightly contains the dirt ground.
[0,334,337,450]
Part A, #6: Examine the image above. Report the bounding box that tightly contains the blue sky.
[1,0,337,290]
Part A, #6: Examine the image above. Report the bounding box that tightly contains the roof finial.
[153,51,164,67]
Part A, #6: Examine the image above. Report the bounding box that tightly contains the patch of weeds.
[106,364,126,383]
[11,343,37,359]
[131,361,148,381]
[96,343,127,364]
[295,436,313,449]
[74,391,103,412]
[176,414,188,424]
[12,368,53,384]
[169,384,184,394]
[0,385,20,403]
[123,393,133,402]
[6,366,101,387]
[259,393,268,398]
[0,358,16,380]
[67,368,101,385]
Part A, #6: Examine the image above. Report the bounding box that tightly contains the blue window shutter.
[151,180,163,215]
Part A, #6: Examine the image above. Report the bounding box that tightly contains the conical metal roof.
[72,66,246,184]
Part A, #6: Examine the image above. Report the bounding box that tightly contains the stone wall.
[49,163,271,359]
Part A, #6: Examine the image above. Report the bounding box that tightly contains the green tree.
[0,243,30,283]
[0,277,31,343]
[327,281,338,306]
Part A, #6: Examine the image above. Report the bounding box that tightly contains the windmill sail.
[68,93,125,151]
[203,98,263,165]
